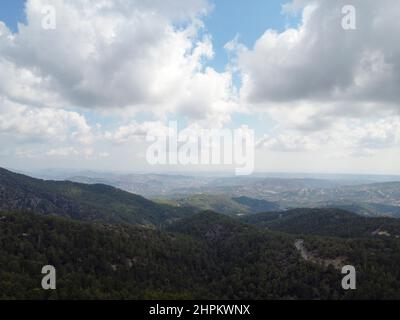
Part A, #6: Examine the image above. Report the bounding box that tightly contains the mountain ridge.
[240,208,400,238]
[0,167,193,226]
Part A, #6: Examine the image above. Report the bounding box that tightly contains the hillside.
[159,194,279,216]
[0,167,192,226]
[2,211,400,299]
[240,208,400,238]
[0,212,208,299]
[317,201,400,218]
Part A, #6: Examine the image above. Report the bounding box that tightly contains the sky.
[0,0,399,175]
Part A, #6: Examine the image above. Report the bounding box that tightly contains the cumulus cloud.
[46,147,80,157]
[0,98,93,144]
[257,117,400,157]
[256,132,318,152]
[46,146,109,158]
[0,0,236,123]
[236,0,400,131]
[104,121,169,144]
[0,0,241,167]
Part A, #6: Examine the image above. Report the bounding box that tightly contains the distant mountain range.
[5,167,400,218]
[190,179,400,211]
[46,171,214,198]
[4,167,400,219]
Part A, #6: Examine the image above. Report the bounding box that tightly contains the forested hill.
[161,194,280,216]
[0,211,208,299]
[0,167,192,226]
[2,211,400,299]
[240,208,400,238]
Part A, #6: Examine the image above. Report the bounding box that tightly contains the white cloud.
[257,117,400,157]
[46,147,80,157]
[236,0,400,131]
[256,132,318,152]
[0,0,236,123]
[104,121,169,144]
[0,98,93,144]
[1,0,399,174]
[46,147,108,159]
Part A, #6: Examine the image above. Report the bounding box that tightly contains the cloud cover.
[238,0,400,109]
[0,0,399,173]
[0,0,236,121]
[233,0,400,162]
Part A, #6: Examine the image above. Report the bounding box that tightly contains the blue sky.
[205,0,298,71]
[0,0,26,32]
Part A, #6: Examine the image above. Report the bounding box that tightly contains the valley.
[37,170,400,218]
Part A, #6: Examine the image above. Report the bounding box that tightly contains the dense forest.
[1,211,400,299]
